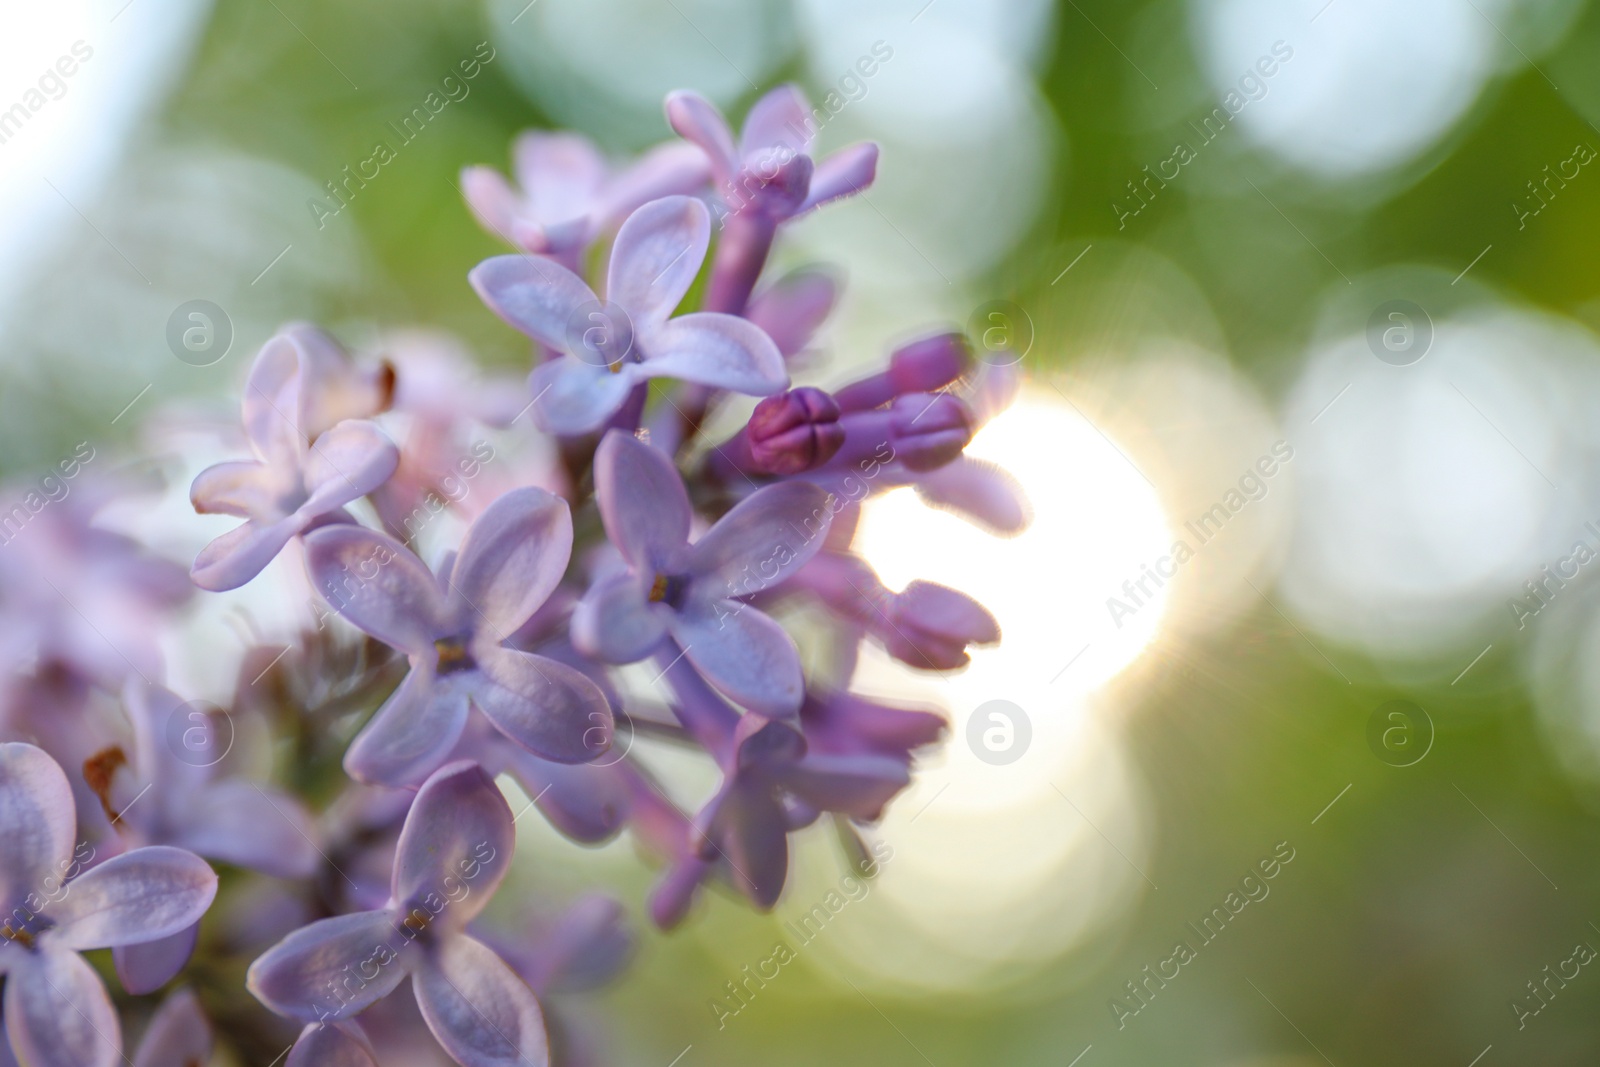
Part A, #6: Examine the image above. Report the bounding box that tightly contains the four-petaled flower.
[0,743,217,1067]
[305,486,613,785]
[470,195,786,434]
[190,330,399,591]
[572,430,831,718]
[248,761,547,1067]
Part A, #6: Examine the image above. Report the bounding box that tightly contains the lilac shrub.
[0,83,1026,1066]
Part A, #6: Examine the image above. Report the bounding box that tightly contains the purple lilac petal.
[637,313,786,395]
[739,84,813,157]
[685,480,832,598]
[413,934,548,1067]
[0,743,75,911]
[241,334,303,468]
[664,90,737,182]
[526,359,638,436]
[447,487,572,639]
[299,420,402,514]
[593,432,691,573]
[113,923,198,996]
[187,460,287,518]
[247,909,408,1023]
[569,572,668,663]
[461,166,521,239]
[468,255,596,351]
[498,748,632,845]
[605,195,708,326]
[391,762,514,931]
[305,525,446,656]
[598,140,711,223]
[175,779,319,878]
[671,608,805,719]
[343,669,472,785]
[512,132,607,226]
[189,516,303,592]
[528,896,635,995]
[799,143,880,213]
[472,647,614,765]
[775,753,911,822]
[4,946,120,1067]
[884,580,1001,669]
[131,987,210,1067]
[746,269,838,358]
[47,845,217,951]
[701,780,788,909]
[288,1021,380,1067]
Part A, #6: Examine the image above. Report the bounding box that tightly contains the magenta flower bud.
[747,388,844,474]
[834,331,972,411]
[889,392,975,472]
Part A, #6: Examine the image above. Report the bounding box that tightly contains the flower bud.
[881,580,1000,669]
[833,332,971,411]
[746,388,844,475]
[888,393,974,472]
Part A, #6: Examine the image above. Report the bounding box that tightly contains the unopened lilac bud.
[747,388,844,474]
[889,393,974,472]
[834,331,972,411]
[882,580,1000,669]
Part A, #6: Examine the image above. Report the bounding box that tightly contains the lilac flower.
[248,761,547,1067]
[98,682,320,992]
[571,431,831,718]
[462,131,710,271]
[648,656,930,917]
[470,195,786,435]
[0,743,216,1067]
[305,487,611,785]
[745,268,839,361]
[130,987,211,1067]
[665,85,878,224]
[190,331,399,591]
[665,85,877,313]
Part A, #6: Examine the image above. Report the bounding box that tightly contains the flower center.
[434,636,474,675]
[1,910,50,951]
[648,573,688,608]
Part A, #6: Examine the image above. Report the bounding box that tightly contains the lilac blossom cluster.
[0,84,1027,1066]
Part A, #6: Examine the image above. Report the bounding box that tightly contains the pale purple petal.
[461,166,520,238]
[189,515,303,592]
[593,431,691,573]
[800,142,879,212]
[884,580,1001,669]
[242,334,304,468]
[113,923,198,996]
[739,84,813,157]
[4,947,120,1067]
[299,420,400,515]
[469,255,597,350]
[131,987,210,1067]
[746,269,838,358]
[0,743,75,913]
[638,312,786,396]
[777,753,910,821]
[305,525,446,656]
[344,670,470,786]
[528,356,638,435]
[413,934,548,1067]
[288,1021,380,1067]
[707,782,788,908]
[498,750,631,845]
[524,895,634,994]
[512,131,607,225]
[473,647,615,765]
[599,140,712,225]
[671,605,805,718]
[685,480,832,597]
[392,762,513,930]
[247,909,408,1023]
[448,488,572,640]
[570,572,669,663]
[189,460,283,520]
[47,845,217,951]
[175,780,319,878]
[664,90,737,183]
[605,196,709,326]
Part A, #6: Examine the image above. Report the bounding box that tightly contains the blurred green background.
[9,0,1600,1063]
